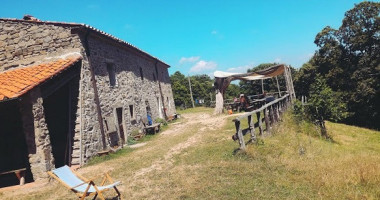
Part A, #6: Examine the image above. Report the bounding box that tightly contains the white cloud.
[190,60,217,72]
[227,65,251,73]
[179,56,200,64]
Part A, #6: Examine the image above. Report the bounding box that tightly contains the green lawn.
[2,107,379,199]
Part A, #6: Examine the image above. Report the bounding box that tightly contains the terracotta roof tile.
[0,56,81,101]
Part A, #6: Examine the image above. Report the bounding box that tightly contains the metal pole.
[188,76,195,108]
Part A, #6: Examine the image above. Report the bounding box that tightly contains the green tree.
[294,63,317,97]
[170,71,191,108]
[170,72,214,108]
[225,84,240,100]
[306,76,348,138]
[190,74,214,105]
[295,2,380,129]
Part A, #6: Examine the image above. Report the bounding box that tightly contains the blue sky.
[1,0,365,76]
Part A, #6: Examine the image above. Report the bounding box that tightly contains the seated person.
[239,94,247,111]
[265,95,275,103]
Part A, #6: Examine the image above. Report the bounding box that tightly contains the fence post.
[268,106,274,125]
[248,115,256,142]
[235,120,246,150]
[275,103,280,121]
[256,112,263,136]
[264,108,271,135]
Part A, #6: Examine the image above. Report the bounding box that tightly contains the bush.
[127,136,137,145]
[155,118,168,126]
[302,76,348,139]
[292,100,306,122]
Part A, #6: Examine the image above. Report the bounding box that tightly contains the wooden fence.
[232,94,291,150]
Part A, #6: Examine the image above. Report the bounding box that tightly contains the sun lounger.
[48,165,122,200]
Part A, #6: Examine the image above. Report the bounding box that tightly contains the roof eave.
[0,18,170,68]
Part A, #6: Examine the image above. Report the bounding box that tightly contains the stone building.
[0,16,176,184]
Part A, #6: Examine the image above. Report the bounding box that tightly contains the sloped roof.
[0,18,169,67]
[214,64,286,81]
[0,56,82,101]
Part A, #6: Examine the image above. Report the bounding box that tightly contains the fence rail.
[232,94,291,150]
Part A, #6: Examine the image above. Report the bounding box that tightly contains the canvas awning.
[213,64,295,114]
[214,64,285,81]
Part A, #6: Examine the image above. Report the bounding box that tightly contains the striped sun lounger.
[48,165,122,200]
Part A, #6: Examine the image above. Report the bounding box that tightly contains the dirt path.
[126,112,240,192]
[0,110,241,199]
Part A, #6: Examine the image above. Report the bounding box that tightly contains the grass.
[86,147,135,166]
[177,106,214,115]
[3,107,380,199]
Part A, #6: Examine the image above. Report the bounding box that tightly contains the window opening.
[139,67,144,80]
[107,63,116,86]
[129,105,134,119]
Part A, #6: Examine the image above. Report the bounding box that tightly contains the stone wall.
[1,19,176,169]
[156,62,176,116]
[0,20,82,71]
[19,88,54,180]
[71,54,104,164]
[83,34,176,143]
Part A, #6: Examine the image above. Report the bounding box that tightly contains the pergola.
[213,64,295,114]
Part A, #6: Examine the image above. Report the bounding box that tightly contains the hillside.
[1,107,380,199]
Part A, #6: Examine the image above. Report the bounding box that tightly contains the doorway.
[0,100,33,187]
[43,83,74,168]
[115,107,125,144]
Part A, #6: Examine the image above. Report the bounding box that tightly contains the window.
[139,67,144,80]
[107,63,116,87]
[155,65,159,81]
[129,105,134,119]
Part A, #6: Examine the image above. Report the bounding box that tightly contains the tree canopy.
[294,1,380,129]
[170,71,214,108]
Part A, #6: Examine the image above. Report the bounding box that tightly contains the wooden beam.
[233,94,289,121]
[275,76,281,97]
[41,62,80,98]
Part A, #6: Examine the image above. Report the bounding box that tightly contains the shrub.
[155,118,168,126]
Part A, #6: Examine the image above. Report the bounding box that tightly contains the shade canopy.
[214,64,285,81]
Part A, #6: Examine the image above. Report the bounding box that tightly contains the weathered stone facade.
[0,20,82,71]
[0,17,176,180]
[19,88,55,179]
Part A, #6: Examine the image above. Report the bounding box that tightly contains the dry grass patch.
[2,107,380,199]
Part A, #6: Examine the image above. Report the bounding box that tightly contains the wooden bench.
[143,123,161,134]
[0,168,26,185]
[141,117,161,134]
